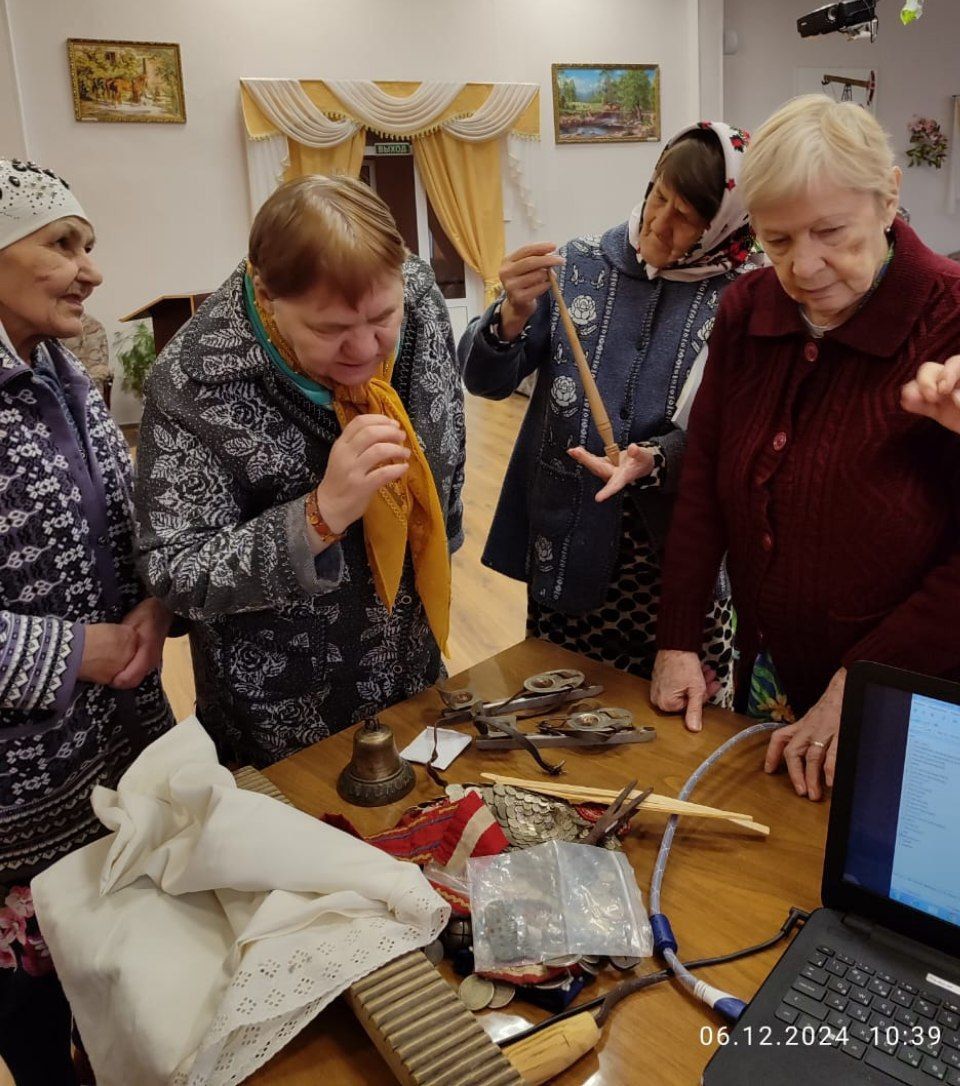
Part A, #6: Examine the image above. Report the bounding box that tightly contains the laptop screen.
[841,681,960,928]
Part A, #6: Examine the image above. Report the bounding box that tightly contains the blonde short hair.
[249,174,405,302]
[740,95,896,212]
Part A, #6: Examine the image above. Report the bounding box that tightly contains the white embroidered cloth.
[31,719,449,1086]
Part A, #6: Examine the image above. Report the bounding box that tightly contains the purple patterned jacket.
[0,334,172,884]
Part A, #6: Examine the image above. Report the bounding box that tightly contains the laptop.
[703,661,960,1085]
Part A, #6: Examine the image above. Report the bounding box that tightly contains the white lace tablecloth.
[31,718,449,1086]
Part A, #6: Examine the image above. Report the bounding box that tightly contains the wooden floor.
[160,391,530,720]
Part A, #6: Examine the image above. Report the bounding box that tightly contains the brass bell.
[337,717,415,807]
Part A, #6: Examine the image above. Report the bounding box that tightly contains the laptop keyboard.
[775,944,960,1083]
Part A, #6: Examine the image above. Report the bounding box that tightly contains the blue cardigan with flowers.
[461,222,742,615]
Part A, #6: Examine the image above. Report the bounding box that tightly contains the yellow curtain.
[241,81,539,303]
[413,131,505,305]
[284,131,365,181]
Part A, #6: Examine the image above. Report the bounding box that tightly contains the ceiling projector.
[798,1,879,40]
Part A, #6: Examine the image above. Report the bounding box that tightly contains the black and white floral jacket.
[135,256,465,767]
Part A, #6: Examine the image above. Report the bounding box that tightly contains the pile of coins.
[446,783,621,850]
[458,975,518,1011]
[456,954,644,1011]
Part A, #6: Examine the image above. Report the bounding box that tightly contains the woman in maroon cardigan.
[649,95,960,801]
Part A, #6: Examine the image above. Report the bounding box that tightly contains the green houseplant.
[113,322,157,398]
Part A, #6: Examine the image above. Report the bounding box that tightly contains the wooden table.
[250,639,829,1085]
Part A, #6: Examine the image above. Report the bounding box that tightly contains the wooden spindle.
[548,270,621,466]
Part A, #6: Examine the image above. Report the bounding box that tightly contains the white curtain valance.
[243,79,358,148]
[324,80,465,136]
[241,78,539,145]
[444,83,538,142]
[241,79,544,228]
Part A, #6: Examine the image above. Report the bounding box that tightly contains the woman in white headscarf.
[0,159,174,1084]
[460,122,762,702]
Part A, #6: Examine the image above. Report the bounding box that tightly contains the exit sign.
[374,141,412,156]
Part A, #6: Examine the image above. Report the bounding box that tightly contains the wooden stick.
[480,773,770,836]
[547,270,621,466]
[514,781,753,821]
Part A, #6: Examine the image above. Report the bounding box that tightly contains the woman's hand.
[314,414,410,534]
[497,242,565,340]
[77,622,139,685]
[111,598,174,690]
[567,442,656,501]
[763,667,846,801]
[651,649,709,732]
[901,356,960,435]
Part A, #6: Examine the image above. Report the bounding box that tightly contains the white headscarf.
[627,121,756,283]
[0,159,89,252]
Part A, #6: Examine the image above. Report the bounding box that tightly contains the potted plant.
[112,321,157,398]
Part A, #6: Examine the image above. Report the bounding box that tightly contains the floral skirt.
[0,885,53,977]
[0,883,76,1085]
[746,649,796,723]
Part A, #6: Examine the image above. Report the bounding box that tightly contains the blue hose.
[647,720,784,1022]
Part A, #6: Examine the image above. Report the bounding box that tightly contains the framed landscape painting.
[552,63,660,144]
[67,39,186,124]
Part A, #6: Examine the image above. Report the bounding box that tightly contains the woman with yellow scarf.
[135,176,464,766]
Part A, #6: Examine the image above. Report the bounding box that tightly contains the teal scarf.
[243,272,333,408]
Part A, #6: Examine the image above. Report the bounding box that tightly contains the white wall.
[724,0,960,255]
[0,0,27,158]
[3,0,708,422]
[698,0,724,120]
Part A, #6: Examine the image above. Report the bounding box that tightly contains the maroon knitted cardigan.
[657,219,960,715]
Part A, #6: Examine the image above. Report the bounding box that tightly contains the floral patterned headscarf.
[627,121,758,283]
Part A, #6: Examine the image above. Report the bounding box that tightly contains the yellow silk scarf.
[251,288,451,653]
[333,373,451,654]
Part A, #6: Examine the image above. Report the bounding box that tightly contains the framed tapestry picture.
[552,63,660,144]
[67,39,186,124]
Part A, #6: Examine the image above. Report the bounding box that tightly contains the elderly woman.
[0,160,174,1084]
[460,123,760,699]
[135,176,464,768]
[652,96,960,800]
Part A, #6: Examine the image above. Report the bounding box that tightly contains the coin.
[459,975,495,1011]
[423,940,444,966]
[488,982,516,1009]
[535,973,572,989]
[578,958,601,975]
[610,956,642,971]
[544,954,579,968]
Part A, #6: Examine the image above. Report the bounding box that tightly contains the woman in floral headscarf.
[460,122,761,701]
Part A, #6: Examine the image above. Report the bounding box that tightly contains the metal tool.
[476,703,655,752]
[436,670,603,727]
[581,780,653,846]
[474,726,656,751]
[473,713,565,776]
[432,670,607,776]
